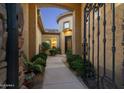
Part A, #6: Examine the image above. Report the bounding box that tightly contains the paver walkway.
[42,55,87,89]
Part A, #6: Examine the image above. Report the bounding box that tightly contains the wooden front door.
[65,36,72,53]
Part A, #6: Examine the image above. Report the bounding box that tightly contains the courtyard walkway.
[42,55,87,89]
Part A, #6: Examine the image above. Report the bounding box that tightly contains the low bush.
[23,53,46,74]
[66,49,72,56]
[33,57,46,67]
[42,42,50,52]
[67,54,82,63]
[32,64,44,74]
[49,48,57,56]
[56,48,61,54]
[71,59,85,75]
[66,53,96,79]
[24,59,44,74]
[23,54,33,72]
[31,53,47,62]
[81,60,96,78]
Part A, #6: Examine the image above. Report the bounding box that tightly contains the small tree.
[41,42,50,53]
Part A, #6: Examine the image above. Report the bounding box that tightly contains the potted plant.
[23,54,34,88]
[23,70,35,88]
[41,42,50,53]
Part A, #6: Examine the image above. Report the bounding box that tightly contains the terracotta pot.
[32,73,44,86]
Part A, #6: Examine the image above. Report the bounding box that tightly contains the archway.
[28,3,82,59]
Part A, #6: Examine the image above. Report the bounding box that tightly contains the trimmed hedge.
[66,53,96,78]
[31,53,47,62]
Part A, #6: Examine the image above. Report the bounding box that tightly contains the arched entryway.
[28,3,82,59]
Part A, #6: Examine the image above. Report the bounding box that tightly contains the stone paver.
[42,55,87,89]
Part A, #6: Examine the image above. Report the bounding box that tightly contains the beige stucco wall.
[58,15,73,32]
[21,4,29,58]
[36,25,42,54]
[58,14,73,54]
[42,34,60,48]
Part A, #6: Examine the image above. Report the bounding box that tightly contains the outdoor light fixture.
[63,28,72,36]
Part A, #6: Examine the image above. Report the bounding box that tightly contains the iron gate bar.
[88,12,90,62]
[103,4,106,76]
[97,6,100,88]
[83,8,87,65]
[112,3,116,82]
[6,4,19,89]
[92,8,95,66]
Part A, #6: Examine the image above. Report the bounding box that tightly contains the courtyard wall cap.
[45,28,58,32]
[56,12,72,24]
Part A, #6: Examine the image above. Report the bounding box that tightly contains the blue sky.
[40,8,68,29]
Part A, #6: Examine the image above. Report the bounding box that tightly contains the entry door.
[65,36,72,53]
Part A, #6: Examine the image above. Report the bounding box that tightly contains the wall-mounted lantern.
[63,28,72,36]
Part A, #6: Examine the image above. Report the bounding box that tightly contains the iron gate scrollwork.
[83,3,117,89]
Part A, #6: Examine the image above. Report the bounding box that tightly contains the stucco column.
[29,4,36,59]
[72,7,82,55]
[21,4,29,58]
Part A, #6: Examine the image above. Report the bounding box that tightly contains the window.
[63,21,70,29]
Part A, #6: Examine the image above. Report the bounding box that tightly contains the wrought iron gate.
[83,3,117,88]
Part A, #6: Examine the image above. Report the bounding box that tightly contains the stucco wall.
[36,25,42,54]
[58,15,73,32]
[42,34,60,48]
[22,4,29,58]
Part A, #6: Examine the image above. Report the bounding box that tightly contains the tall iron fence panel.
[83,3,117,89]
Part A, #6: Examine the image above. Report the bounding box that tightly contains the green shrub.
[71,59,85,75]
[81,60,96,78]
[49,48,57,56]
[31,53,47,62]
[67,54,82,63]
[65,53,96,78]
[23,54,45,74]
[33,64,44,74]
[39,53,47,61]
[42,42,50,52]
[66,49,72,56]
[33,57,46,67]
[23,54,33,72]
[55,48,61,54]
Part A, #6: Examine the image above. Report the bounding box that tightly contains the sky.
[40,7,69,29]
